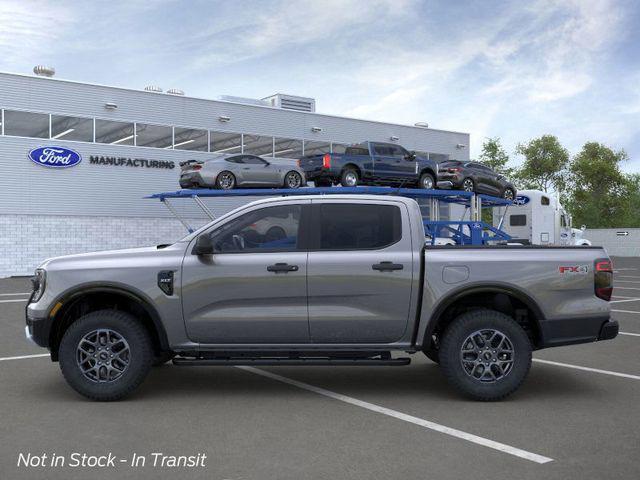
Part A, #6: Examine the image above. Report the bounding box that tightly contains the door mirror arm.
[193,234,214,255]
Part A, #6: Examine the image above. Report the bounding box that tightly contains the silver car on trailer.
[179,154,306,190]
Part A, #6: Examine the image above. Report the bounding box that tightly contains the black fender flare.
[48,282,170,353]
[421,283,546,348]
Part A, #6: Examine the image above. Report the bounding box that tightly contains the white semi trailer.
[494,189,591,246]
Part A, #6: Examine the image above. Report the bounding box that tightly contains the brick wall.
[0,214,207,277]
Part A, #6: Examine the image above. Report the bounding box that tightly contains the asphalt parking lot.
[1,258,639,480]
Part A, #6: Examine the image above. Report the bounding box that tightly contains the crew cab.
[298,142,439,189]
[26,195,617,402]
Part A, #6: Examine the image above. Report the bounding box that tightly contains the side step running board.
[173,357,411,367]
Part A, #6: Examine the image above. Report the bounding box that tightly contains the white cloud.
[0,0,74,69]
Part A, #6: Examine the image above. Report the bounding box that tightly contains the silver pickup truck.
[26,194,618,401]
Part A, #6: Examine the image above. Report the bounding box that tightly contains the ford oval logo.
[28,146,82,168]
[514,195,530,206]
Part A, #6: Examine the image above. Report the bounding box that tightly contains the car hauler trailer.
[494,190,591,246]
[146,186,514,246]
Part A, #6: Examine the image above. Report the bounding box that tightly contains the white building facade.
[0,71,470,277]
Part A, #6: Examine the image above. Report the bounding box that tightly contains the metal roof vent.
[167,88,185,96]
[144,85,163,93]
[33,65,55,77]
[262,94,316,112]
[414,122,429,128]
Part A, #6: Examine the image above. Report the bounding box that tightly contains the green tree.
[478,137,514,177]
[566,142,637,228]
[514,135,569,192]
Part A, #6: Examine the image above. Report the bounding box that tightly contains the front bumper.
[539,316,618,348]
[25,312,51,348]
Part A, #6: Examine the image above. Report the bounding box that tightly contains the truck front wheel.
[58,310,153,401]
[439,309,532,401]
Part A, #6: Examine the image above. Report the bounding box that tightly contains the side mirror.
[405,151,416,161]
[193,234,214,255]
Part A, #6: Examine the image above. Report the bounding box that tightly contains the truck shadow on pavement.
[27,362,605,403]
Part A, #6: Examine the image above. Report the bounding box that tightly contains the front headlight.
[31,269,46,302]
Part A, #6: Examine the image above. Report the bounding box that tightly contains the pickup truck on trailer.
[299,141,440,189]
[26,194,618,401]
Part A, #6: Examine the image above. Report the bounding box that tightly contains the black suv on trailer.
[438,160,517,199]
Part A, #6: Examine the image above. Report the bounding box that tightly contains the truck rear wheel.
[58,310,153,401]
[439,309,531,401]
[340,168,359,187]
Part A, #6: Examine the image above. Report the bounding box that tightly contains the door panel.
[307,202,414,343]
[182,202,311,344]
[182,252,309,343]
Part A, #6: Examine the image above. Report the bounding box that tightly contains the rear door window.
[317,204,402,250]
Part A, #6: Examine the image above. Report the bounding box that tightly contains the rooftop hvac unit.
[33,65,55,77]
[262,94,316,112]
[167,88,185,96]
[144,85,163,93]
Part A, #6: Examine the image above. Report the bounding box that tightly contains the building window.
[210,131,242,154]
[3,110,49,138]
[303,140,331,156]
[51,115,93,142]
[95,119,135,145]
[331,143,348,154]
[173,127,208,151]
[274,137,303,158]
[243,134,274,156]
[135,123,172,149]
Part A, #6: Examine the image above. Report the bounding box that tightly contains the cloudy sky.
[1,0,638,170]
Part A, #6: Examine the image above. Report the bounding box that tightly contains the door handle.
[267,263,299,273]
[372,261,404,271]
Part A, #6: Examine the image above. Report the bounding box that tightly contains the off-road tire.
[439,309,532,401]
[59,310,153,401]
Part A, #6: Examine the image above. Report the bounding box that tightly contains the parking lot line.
[610,298,640,304]
[615,280,640,284]
[612,309,640,314]
[0,293,31,296]
[0,299,28,304]
[533,359,640,380]
[237,366,554,464]
[617,275,640,279]
[0,353,49,362]
[613,286,640,291]
[620,332,640,337]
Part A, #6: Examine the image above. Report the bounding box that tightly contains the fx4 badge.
[558,265,589,274]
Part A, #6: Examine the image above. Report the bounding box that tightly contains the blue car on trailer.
[298,141,440,190]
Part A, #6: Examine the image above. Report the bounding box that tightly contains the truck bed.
[420,245,611,348]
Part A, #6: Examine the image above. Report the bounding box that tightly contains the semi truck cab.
[495,189,592,246]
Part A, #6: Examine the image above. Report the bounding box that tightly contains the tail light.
[447,167,461,173]
[594,258,613,301]
[322,153,331,168]
[296,159,301,167]
[192,165,202,170]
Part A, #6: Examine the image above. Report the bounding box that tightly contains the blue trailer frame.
[146,186,513,245]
